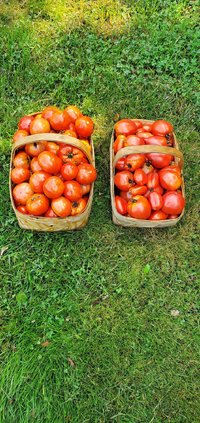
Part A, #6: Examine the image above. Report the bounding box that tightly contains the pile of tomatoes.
[113,119,185,220]
[11,106,97,218]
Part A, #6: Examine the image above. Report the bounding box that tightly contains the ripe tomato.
[13,183,33,205]
[147,171,159,189]
[127,195,151,219]
[142,161,154,174]
[64,180,82,202]
[143,124,152,132]
[51,196,72,217]
[149,211,168,220]
[26,194,49,216]
[13,152,30,169]
[159,167,182,190]
[159,164,181,175]
[124,135,144,146]
[147,153,173,168]
[115,157,126,171]
[168,214,179,219]
[13,129,29,143]
[42,106,59,121]
[115,196,127,215]
[125,154,145,172]
[113,135,126,153]
[145,135,167,146]
[18,115,34,133]
[115,119,137,137]
[149,192,163,211]
[81,184,91,195]
[132,120,143,129]
[43,176,65,199]
[58,145,85,165]
[133,169,148,186]
[61,163,78,181]
[50,110,71,131]
[114,170,134,191]
[137,131,153,140]
[46,142,60,155]
[30,157,42,172]
[30,117,50,134]
[162,191,185,215]
[11,167,30,184]
[38,151,62,174]
[71,197,88,216]
[64,105,82,123]
[64,129,78,138]
[119,190,133,202]
[151,119,173,136]
[29,171,50,193]
[144,185,164,198]
[25,141,47,157]
[75,116,94,138]
[76,163,97,184]
[129,185,148,196]
[68,122,76,131]
[44,207,57,217]
[16,205,28,214]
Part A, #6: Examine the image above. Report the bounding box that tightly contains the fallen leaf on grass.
[67,357,76,367]
[41,341,50,347]
[0,246,8,256]
[171,309,180,317]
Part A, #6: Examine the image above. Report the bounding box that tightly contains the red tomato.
[125,154,145,172]
[136,127,145,134]
[68,122,76,131]
[13,183,33,205]
[81,184,91,195]
[76,163,97,184]
[162,191,185,215]
[13,129,29,143]
[133,169,148,186]
[115,119,137,137]
[43,176,65,199]
[18,115,34,133]
[124,135,144,146]
[145,135,167,146]
[13,152,30,169]
[16,205,28,214]
[38,151,62,174]
[159,167,182,190]
[114,170,134,191]
[42,106,59,121]
[142,161,154,174]
[61,163,78,181]
[144,185,164,198]
[113,135,126,153]
[51,196,72,217]
[26,194,49,216]
[30,117,50,134]
[129,185,148,196]
[46,142,60,155]
[143,124,152,132]
[147,153,173,169]
[64,180,82,202]
[127,195,151,219]
[58,145,85,165]
[147,171,159,189]
[137,131,153,140]
[75,116,94,138]
[30,157,42,172]
[115,196,127,215]
[115,157,126,171]
[160,164,181,175]
[44,207,57,217]
[25,141,47,157]
[168,214,179,219]
[64,105,82,123]
[71,197,88,216]
[29,171,50,193]
[132,120,143,129]
[151,119,173,136]
[119,190,133,202]
[64,129,78,138]
[50,110,71,131]
[149,191,163,211]
[149,211,168,220]
[11,167,30,184]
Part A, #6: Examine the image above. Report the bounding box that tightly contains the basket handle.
[113,145,184,169]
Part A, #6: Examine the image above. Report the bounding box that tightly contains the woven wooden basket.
[10,130,95,231]
[110,119,185,228]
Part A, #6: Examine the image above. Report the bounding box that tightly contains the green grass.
[0,1,200,422]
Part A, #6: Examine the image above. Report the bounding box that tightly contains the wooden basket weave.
[10,131,95,231]
[110,119,185,228]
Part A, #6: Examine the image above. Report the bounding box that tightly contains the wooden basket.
[10,132,95,231]
[110,119,185,228]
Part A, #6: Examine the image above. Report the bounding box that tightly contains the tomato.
[114,170,134,191]
[145,135,167,146]
[115,157,126,171]
[147,171,159,189]
[137,131,153,140]
[143,124,152,132]
[133,169,148,186]
[159,167,182,191]
[11,167,30,184]
[71,197,88,216]
[30,117,50,134]
[119,190,133,202]
[149,191,163,211]
[16,205,28,214]
[124,135,144,146]
[26,194,49,216]
[51,196,72,217]
[46,142,60,155]
[30,157,42,172]
[144,185,164,198]
[162,191,185,215]
[115,119,137,137]
[125,154,145,172]
[38,151,62,174]
[18,115,34,133]
[42,106,59,121]
[43,176,65,199]
[64,105,82,123]
[58,145,85,165]
[68,122,76,132]
[44,207,57,217]
[61,163,78,181]
[151,119,173,136]
[168,214,179,219]
[147,153,173,168]
[13,129,29,143]
[113,135,126,153]
[136,127,146,134]
[129,185,148,196]
[13,183,34,206]
[29,171,50,193]
[160,164,181,175]
[142,161,154,174]
[25,141,47,157]
[132,120,143,129]
[76,163,97,184]
[149,211,168,220]
[64,180,82,202]
[127,196,151,219]
[64,129,78,138]
[75,116,94,138]
[50,110,71,131]
[81,184,91,195]
[13,152,30,169]
[115,196,127,215]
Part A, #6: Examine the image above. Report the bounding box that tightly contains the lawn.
[0,1,199,422]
